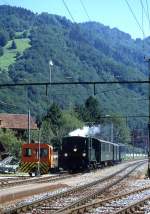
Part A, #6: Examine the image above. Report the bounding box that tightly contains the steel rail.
[114,195,150,214]
[63,185,150,214]
[1,160,146,214]
[54,161,146,214]
[0,173,76,188]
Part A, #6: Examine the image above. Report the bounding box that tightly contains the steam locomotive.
[61,136,121,172]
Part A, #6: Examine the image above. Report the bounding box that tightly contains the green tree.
[0,129,22,158]
[46,103,63,135]
[42,105,83,149]
[40,120,54,144]
[9,30,15,40]
[51,110,83,149]
[75,96,102,123]
[0,46,3,56]
[61,110,83,135]
[0,30,9,46]
[11,40,17,49]
[85,96,102,122]
[103,114,131,145]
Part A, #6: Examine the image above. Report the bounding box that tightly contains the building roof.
[0,114,37,130]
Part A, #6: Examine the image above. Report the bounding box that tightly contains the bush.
[11,40,17,49]
[0,129,22,158]
[0,46,3,56]
[0,30,9,47]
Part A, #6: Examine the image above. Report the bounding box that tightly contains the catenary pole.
[28,108,31,144]
[145,57,150,178]
[148,59,150,177]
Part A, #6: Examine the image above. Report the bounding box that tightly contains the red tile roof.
[0,114,37,130]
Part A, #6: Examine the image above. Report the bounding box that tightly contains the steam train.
[20,136,121,175]
[61,136,121,172]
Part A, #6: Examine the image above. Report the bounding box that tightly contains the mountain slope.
[0,5,148,128]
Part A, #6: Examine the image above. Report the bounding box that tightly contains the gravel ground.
[1,160,148,212]
[84,163,150,214]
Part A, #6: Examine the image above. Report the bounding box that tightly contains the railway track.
[0,160,143,189]
[1,160,146,214]
[0,173,74,188]
[0,176,29,187]
[65,186,150,214]
[114,196,150,214]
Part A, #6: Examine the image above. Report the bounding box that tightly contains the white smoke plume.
[69,125,101,137]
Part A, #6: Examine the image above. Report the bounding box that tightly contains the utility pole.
[49,60,53,84]
[111,121,113,143]
[145,57,150,178]
[132,131,135,159]
[37,127,41,176]
[28,108,31,144]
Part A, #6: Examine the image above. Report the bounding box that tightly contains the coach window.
[24,148,32,157]
[102,143,105,152]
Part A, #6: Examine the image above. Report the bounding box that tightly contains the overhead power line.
[140,0,150,37]
[79,0,91,21]
[124,0,145,38]
[140,0,144,39]
[140,0,149,24]
[145,0,150,32]
[140,0,146,50]
[62,0,75,22]
[0,80,149,88]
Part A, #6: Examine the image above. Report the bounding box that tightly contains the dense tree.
[41,104,83,148]
[101,114,131,145]
[46,103,63,135]
[84,96,102,122]
[0,129,22,158]
[40,120,54,144]
[9,30,15,40]
[0,5,148,140]
[75,96,102,123]
[11,40,17,49]
[0,46,3,56]
[0,30,9,46]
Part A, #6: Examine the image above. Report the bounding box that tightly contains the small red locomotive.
[20,142,58,176]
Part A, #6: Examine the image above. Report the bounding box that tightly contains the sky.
[1,0,150,39]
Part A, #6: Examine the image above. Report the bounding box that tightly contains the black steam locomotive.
[61,136,121,172]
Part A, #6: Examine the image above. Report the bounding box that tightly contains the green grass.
[0,38,31,71]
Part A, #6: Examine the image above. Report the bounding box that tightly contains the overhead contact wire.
[62,0,75,22]
[145,0,150,32]
[124,0,145,38]
[140,0,145,51]
[79,0,91,21]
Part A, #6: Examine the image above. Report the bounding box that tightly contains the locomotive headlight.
[64,153,68,157]
[82,152,86,157]
[73,148,77,152]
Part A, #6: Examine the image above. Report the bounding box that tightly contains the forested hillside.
[0,5,148,128]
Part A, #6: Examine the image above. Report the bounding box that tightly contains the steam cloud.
[69,125,101,137]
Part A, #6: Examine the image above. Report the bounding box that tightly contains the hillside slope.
[0,5,148,127]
